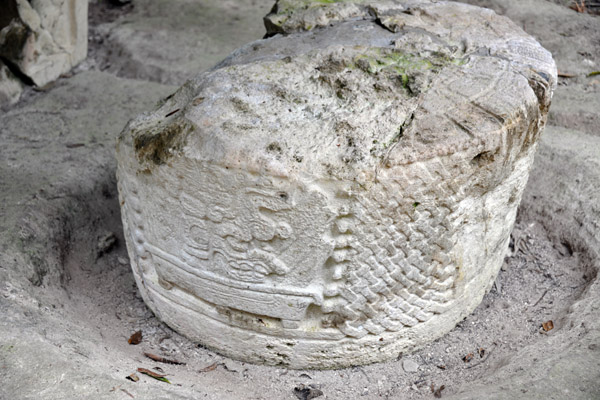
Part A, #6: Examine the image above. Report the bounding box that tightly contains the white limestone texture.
[0,0,88,87]
[116,0,556,369]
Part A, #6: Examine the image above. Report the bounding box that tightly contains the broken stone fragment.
[0,60,23,107]
[0,0,88,87]
[263,0,372,36]
[116,0,556,369]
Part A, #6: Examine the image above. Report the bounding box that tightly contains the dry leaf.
[542,320,554,332]
[558,72,577,78]
[128,331,143,345]
[144,352,186,365]
[199,362,218,373]
[137,367,171,384]
[570,0,586,13]
[433,385,446,398]
[126,373,139,382]
[192,97,205,106]
[137,368,166,377]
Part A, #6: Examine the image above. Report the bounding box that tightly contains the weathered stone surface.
[263,0,372,36]
[0,60,23,107]
[0,0,88,87]
[116,0,556,368]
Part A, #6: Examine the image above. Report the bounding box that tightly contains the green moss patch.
[354,48,466,78]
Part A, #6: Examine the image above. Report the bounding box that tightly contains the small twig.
[137,368,171,383]
[158,335,171,344]
[121,388,135,398]
[532,289,548,307]
[221,363,238,373]
[164,108,180,118]
[199,362,218,373]
[144,352,186,365]
[558,72,577,78]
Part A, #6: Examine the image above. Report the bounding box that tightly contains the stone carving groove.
[116,0,556,368]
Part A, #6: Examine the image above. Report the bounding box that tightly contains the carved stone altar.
[116,0,556,368]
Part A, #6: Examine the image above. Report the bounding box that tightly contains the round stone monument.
[116,0,556,368]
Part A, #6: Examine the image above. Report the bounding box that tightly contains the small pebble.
[293,384,323,400]
[402,359,419,373]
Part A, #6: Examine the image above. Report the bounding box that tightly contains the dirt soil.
[1,1,599,399]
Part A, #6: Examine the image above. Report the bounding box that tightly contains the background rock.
[91,0,273,85]
[0,0,88,87]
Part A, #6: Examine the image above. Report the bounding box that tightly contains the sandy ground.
[0,1,599,399]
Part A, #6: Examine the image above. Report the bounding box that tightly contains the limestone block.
[116,0,556,368]
[0,60,23,107]
[0,0,88,87]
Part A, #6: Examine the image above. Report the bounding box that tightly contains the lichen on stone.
[354,48,466,76]
[133,119,193,167]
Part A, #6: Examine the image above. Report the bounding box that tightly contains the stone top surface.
[119,0,556,182]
